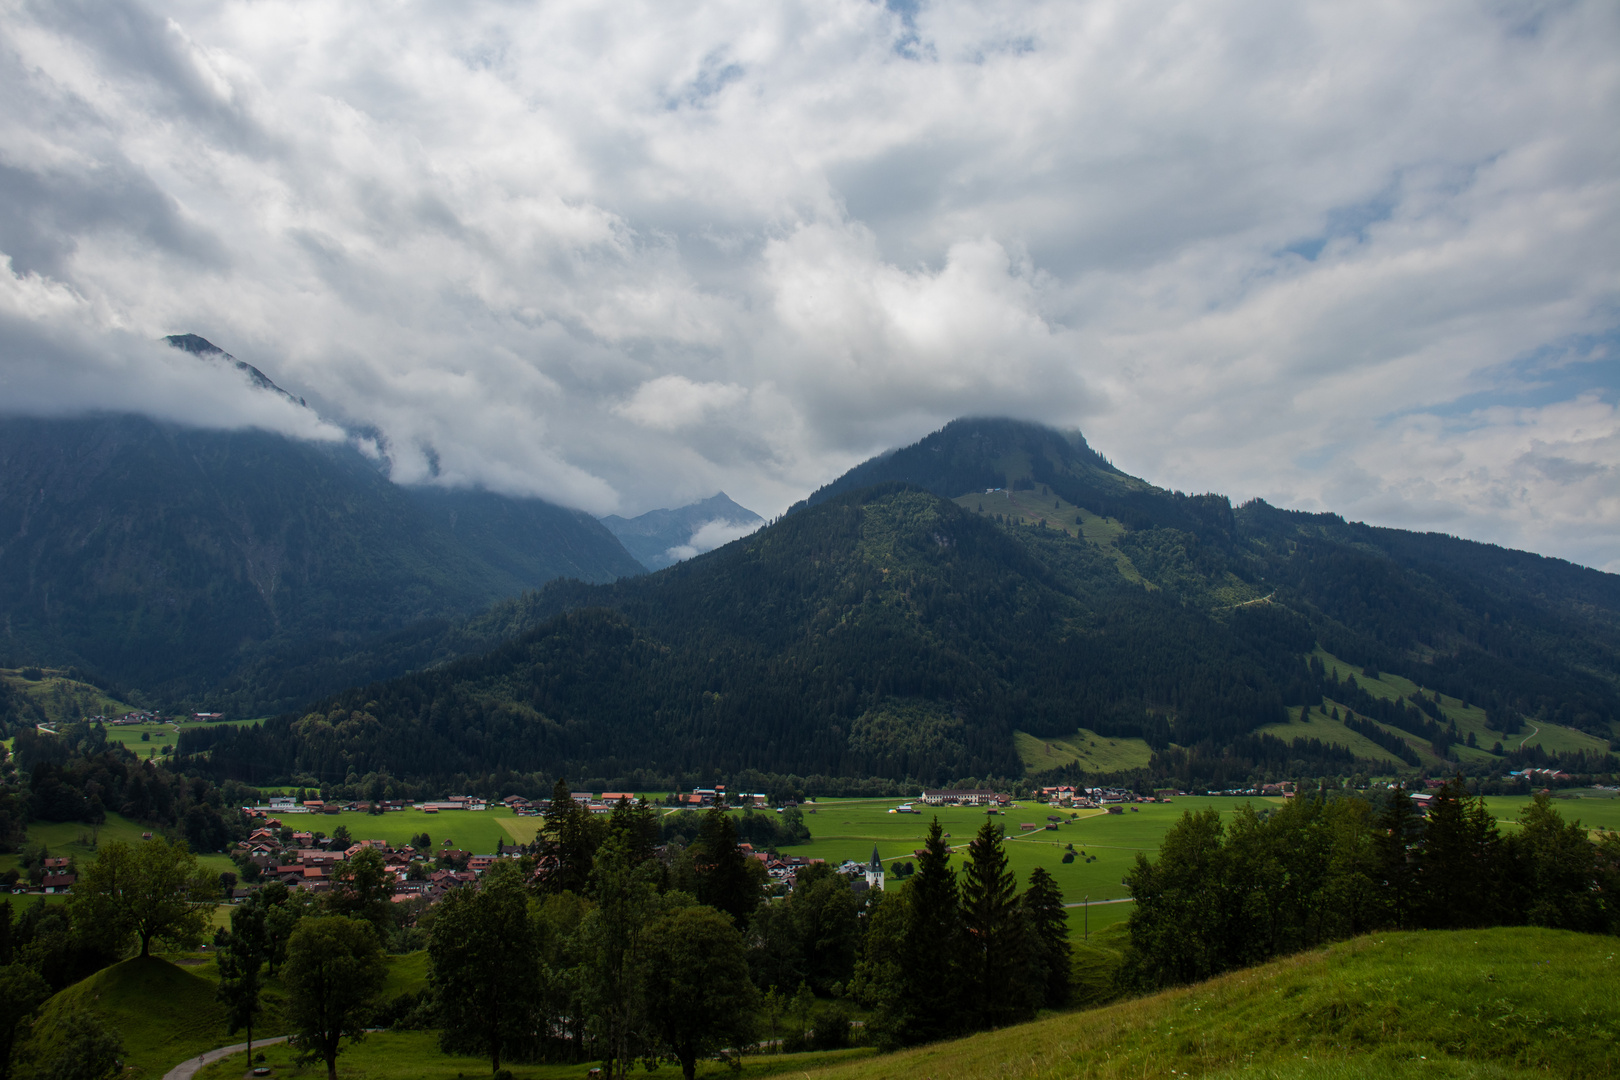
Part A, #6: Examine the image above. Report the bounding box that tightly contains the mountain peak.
[600,492,764,571]
[790,416,1136,515]
[165,333,305,406]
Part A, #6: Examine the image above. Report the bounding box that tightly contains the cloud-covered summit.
[0,0,1615,567]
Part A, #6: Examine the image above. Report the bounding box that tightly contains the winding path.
[1519,723,1541,750]
[162,1035,288,1080]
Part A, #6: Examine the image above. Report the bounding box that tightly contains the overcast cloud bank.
[0,0,1615,567]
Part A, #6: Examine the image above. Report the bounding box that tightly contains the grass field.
[797,927,1620,1080]
[783,796,1283,906]
[270,806,543,852]
[49,955,230,1077]
[186,928,1619,1080]
[952,489,1150,584]
[1315,650,1613,756]
[0,668,140,724]
[1014,729,1154,774]
[196,1033,875,1080]
[0,812,238,879]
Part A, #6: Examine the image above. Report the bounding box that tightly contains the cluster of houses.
[234,823,501,903]
[672,786,772,808]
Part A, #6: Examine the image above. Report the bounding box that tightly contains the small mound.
[49,956,227,1077]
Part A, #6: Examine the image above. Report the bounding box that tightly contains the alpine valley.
[145,417,1620,795]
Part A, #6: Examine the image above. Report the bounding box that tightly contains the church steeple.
[865,845,883,890]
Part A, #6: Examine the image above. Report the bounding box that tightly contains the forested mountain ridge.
[181,418,1619,791]
[0,412,643,715]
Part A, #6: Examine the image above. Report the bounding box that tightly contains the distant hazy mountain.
[189,417,1619,791]
[0,337,643,713]
[600,492,763,570]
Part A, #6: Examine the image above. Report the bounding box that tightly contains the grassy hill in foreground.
[807,927,1617,1080]
[46,956,229,1077]
[188,928,1615,1080]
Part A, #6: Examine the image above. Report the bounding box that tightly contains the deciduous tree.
[69,836,218,957]
[283,916,387,1080]
[430,861,540,1073]
[645,905,758,1080]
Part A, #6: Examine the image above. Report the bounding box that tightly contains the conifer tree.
[1416,778,1502,928]
[961,820,1025,1026]
[897,817,963,1042]
[1508,793,1602,932]
[1373,785,1421,929]
[685,806,759,924]
[541,780,597,894]
[1021,866,1070,1009]
[215,901,269,1064]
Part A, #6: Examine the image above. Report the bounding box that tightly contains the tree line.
[1121,785,1620,990]
[202,789,1075,1080]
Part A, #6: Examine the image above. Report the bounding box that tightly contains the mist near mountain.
[601,493,764,571]
[0,411,642,713]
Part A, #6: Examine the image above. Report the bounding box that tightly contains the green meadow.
[263,805,542,852]
[0,811,238,879]
[0,667,141,724]
[797,927,1619,1080]
[196,1034,875,1080]
[781,795,1279,906]
[1314,649,1611,757]
[169,926,1620,1080]
[1014,729,1155,774]
[953,487,1148,584]
[38,946,433,1078]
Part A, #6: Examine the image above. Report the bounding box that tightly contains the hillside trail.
[163,1035,289,1080]
[1519,723,1541,749]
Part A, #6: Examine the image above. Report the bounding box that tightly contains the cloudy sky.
[2,0,1617,569]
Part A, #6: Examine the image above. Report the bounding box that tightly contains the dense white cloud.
[0,0,1615,564]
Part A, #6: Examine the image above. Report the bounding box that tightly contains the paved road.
[162,1035,288,1080]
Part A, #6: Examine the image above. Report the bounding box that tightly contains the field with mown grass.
[780,795,1285,906]
[0,811,238,879]
[800,927,1620,1080]
[1014,729,1155,774]
[263,805,543,852]
[1314,650,1613,758]
[0,667,141,724]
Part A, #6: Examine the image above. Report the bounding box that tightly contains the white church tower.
[865,845,884,891]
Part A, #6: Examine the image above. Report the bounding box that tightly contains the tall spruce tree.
[215,901,269,1064]
[896,817,963,1043]
[1509,793,1603,932]
[1416,779,1502,929]
[541,780,597,894]
[685,806,759,925]
[1373,785,1422,929]
[1021,866,1070,1009]
[961,820,1026,1026]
